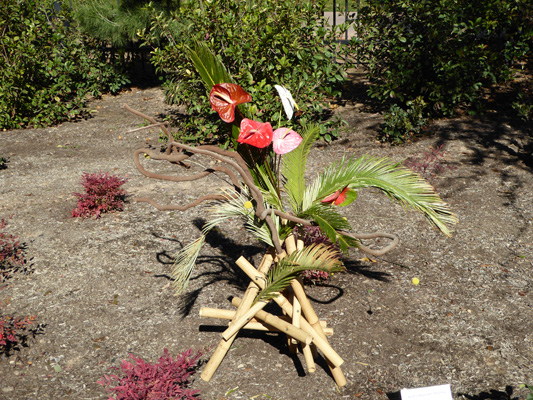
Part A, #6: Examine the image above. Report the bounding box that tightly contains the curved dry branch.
[345,231,399,256]
[125,105,400,257]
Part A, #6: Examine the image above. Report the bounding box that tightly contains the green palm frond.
[306,155,458,236]
[171,235,205,295]
[184,39,234,91]
[282,123,321,212]
[299,203,359,253]
[254,164,284,211]
[255,243,344,304]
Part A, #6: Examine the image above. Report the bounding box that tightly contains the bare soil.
[0,80,532,400]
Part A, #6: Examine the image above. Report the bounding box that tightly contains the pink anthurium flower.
[237,118,273,148]
[272,128,302,155]
[209,83,252,123]
[321,186,350,206]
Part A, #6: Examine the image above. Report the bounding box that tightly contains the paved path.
[323,11,357,41]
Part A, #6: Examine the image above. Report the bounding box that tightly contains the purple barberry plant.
[71,171,128,218]
[298,226,340,285]
[0,314,36,354]
[403,145,457,182]
[97,348,202,400]
[0,217,25,281]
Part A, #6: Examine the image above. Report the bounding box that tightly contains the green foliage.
[140,0,350,145]
[305,155,458,236]
[521,384,533,400]
[0,0,129,130]
[352,0,532,120]
[379,97,428,144]
[71,0,154,48]
[255,243,344,303]
[513,88,533,122]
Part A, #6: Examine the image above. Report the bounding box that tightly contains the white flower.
[274,84,298,121]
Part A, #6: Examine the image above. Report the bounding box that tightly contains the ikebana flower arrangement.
[125,41,457,386]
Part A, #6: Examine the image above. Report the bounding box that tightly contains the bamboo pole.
[285,234,297,255]
[235,257,344,368]
[291,278,347,387]
[285,235,301,346]
[231,297,312,345]
[200,253,273,382]
[221,300,270,340]
[199,307,333,335]
[302,342,316,373]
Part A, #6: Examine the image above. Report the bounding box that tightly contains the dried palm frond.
[171,235,205,295]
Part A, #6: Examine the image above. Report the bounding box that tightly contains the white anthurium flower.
[274,84,299,121]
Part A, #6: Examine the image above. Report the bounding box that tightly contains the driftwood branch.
[125,105,399,256]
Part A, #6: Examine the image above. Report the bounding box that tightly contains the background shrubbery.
[0,0,129,130]
[352,0,532,142]
[140,0,351,144]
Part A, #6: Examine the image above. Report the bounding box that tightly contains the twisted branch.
[125,105,399,256]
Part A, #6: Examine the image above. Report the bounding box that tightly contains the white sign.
[401,384,453,400]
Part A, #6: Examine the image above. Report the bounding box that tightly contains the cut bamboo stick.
[302,342,316,373]
[235,257,344,368]
[291,288,302,345]
[231,297,312,345]
[200,253,273,382]
[285,235,301,346]
[285,234,297,255]
[221,300,270,340]
[200,307,333,335]
[199,307,236,320]
[291,278,347,387]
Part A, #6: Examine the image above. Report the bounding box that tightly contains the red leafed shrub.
[97,348,202,400]
[403,145,457,183]
[71,171,128,219]
[0,217,25,281]
[0,314,36,353]
[299,226,340,285]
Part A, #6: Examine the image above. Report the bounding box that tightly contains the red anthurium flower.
[272,128,302,155]
[321,186,349,206]
[209,83,252,123]
[237,119,273,148]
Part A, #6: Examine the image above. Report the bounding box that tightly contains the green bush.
[380,97,428,144]
[140,0,351,145]
[352,0,532,118]
[0,0,129,130]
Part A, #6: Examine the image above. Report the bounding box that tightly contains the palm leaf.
[282,123,321,212]
[306,155,458,236]
[255,243,344,303]
[171,236,205,295]
[203,188,280,247]
[184,39,234,90]
[254,164,284,211]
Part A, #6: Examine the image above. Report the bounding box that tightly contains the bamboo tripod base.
[199,236,347,387]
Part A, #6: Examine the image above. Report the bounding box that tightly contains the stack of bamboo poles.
[199,234,347,387]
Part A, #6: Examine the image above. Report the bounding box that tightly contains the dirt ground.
[0,79,532,400]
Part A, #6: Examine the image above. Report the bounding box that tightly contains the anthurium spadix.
[209,83,252,123]
[272,128,302,155]
[274,85,298,121]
